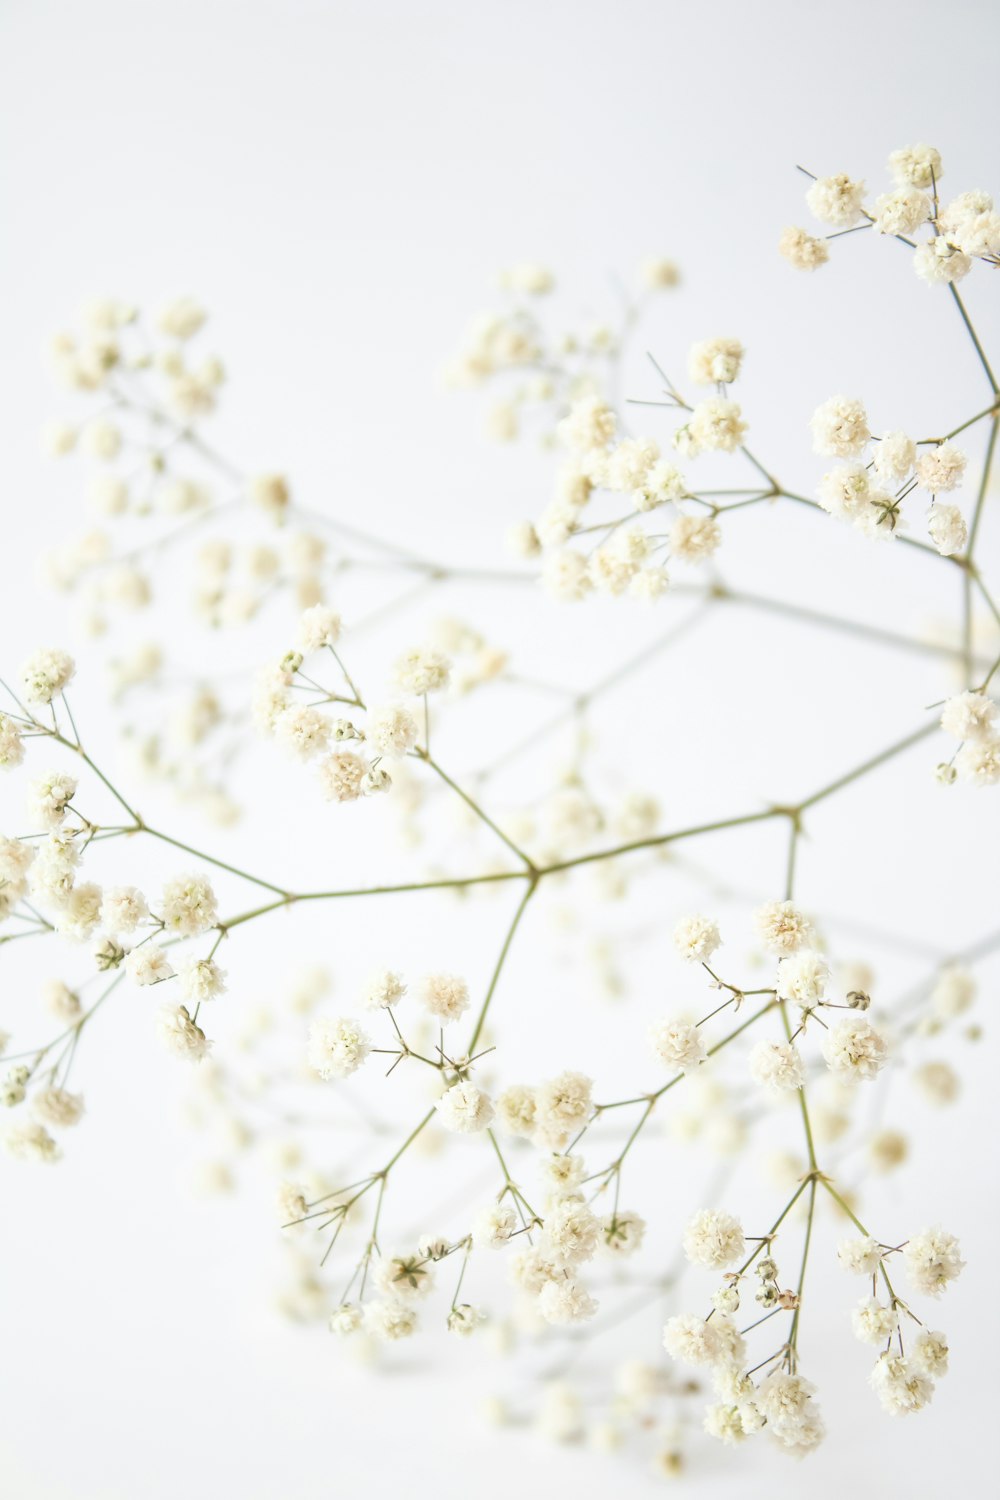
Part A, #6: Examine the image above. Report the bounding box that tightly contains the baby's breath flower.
[5,1118,60,1163]
[100,886,148,935]
[435,1080,494,1133]
[753,900,811,956]
[495,1084,537,1138]
[915,443,966,494]
[20,647,75,704]
[368,703,419,757]
[296,604,342,652]
[472,1202,517,1248]
[318,750,367,802]
[749,1039,805,1095]
[179,957,226,1004]
[160,874,217,936]
[776,950,829,1007]
[672,913,721,962]
[889,144,942,189]
[395,648,450,695]
[927,504,967,556]
[418,972,470,1023]
[537,1278,598,1324]
[914,238,971,285]
[533,1071,592,1148]
[903,1227,964,1296]
[806,173,866,227]
[822,1016,889,1080]
[156,1003,211,1062]
[126,945,175,986]
[837,1235,884,1277]
[650,1018,706,1073]
[810,396,870,458]
[940,690,998,741]
[682,1209,745,1268]
[307,1017,371,1080]
[870,1352,934,1415]
[779,226,829,270]
[32,1085,85,1129]
[362,968,406,1010]
[363,1300,419,1341]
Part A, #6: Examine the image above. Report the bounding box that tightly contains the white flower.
[495,1084,537,1138]
[852,1297,898,1345]
[20,648,75,704]
[373,1254,434,1301]
[669,514,721,562]
[872,188,929,237]
[395,648,450,694]
[688,398,747,452]
[776,950,829,1007]
[5,1119,60,1163]
[27,771,77,829]
[31,1086,85,1129]
[682,1209,745,1268]
[778,226,829,270]
[318,751,367,802]
[126,945,175,986]
[889,144,942,189]
[328,1303,363,1336]
[296,604,342,652]
[870,1353,934,1415]
[160,874,217,936]
[307,1017,371,1080]
[447,1303,486,1336]
[662,1313,724,1366]
[542,1197,601,1267]
[911,1330,949,1377]
[363,1300,418,1341]
[837,1235,884,1277]
[249,472,290,520]
[156,1004,211,1062]
[928,504,967,556]
[903,1227,964,1297]
[100,886,148,935]
[537,1278,598,1324]
[418,972,469,1023]
[274,706,331,760]
[533,1071,592,1148]
[955,737,1000,785]
[688,338,745,386]
[362,968,406,1010]
[822,1016,889,1080]
[368,704,418,757]
[930,965,975,1020]
[749,1040,805,1095]
[914,238,970,285]
[179,957,226,1004]
[600,1211,646,1256]
[435,1080,494,1133]
[940,690,997,741]
[0,714,24,770]
[872,431,916,482]
[472,1202,517,1248]
[649,1018,707,1073]
[557,395,616,452]
[810,396,870,458]
[542,549,592,601]
[156,296,207,338]
[672,913,721,962]
[806,173,866,227]
[915,443,966,494]
[753,900,811,956]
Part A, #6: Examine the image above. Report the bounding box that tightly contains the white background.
[1,1,998,1496]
